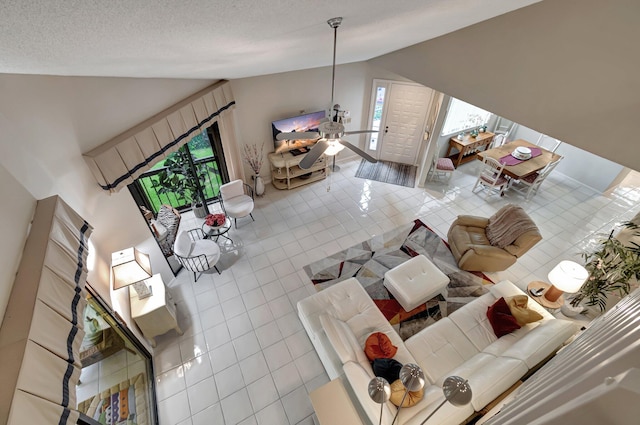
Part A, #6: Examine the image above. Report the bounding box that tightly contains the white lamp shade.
[323,140,345,156]
[548,260,588,293]
[112,247,152,290]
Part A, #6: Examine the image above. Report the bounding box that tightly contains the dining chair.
[535,134,562,153]
[489,133,508,149]
[473,157,509,199]
[220,179,255,228]
[510,157,563,200]
[427,151,455,182]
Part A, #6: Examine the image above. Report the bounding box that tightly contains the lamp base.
[132,280,153,299]
[527,281,563,309]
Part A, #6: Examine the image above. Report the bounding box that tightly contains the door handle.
[384,126,389,134]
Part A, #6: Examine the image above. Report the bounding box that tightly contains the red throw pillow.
[365,332,398,361]
[487,297,521,337]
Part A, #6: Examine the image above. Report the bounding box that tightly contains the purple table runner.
[499,147,542,166]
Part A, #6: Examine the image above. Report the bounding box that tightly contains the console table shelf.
[269,151,327,190]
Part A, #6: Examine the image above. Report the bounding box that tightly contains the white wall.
[231,62,413,178]
[0,164,36,325]
[0,73,213,330]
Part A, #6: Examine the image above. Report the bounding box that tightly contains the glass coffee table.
[202,217,232,243]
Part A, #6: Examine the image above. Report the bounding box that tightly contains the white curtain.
[83,80,244,193]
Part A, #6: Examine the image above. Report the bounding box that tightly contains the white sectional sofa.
[297,277,578,425]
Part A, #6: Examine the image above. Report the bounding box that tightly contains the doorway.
[366,80,435,165]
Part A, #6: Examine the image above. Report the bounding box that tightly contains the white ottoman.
[383,254,450,312]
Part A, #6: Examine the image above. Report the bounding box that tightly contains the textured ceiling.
[0,0,540,79]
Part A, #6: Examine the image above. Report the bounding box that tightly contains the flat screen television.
[271,110,325,154]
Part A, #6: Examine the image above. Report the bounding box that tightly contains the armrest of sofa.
[452,215,490,229]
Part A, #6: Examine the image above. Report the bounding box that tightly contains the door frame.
[365,79,434,165]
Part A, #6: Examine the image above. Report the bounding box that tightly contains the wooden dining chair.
[473,157,509,199]
[510,157,563,200]
[427,151,455,182]
[535,134,562,153]
[489,133,508,149]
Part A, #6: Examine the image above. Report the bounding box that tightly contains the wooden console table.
[268,151,327,190]
[446,131,495,168]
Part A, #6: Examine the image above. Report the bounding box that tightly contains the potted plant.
[152,147,212,218]
[570,221,640,312]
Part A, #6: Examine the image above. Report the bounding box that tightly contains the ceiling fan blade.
[299,139,329,169]
[344,130,378,135]
[276,131,320,141]
[339,140,378,163]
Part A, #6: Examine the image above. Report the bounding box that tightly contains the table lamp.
[544,260,589,304]
[112,247,153,299]
[419,376,472,425]
[391,363,426,425]
[368,377,391,425]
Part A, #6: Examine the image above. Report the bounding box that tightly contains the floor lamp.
[368,377,391,425]
[391,363,426,425]
[419,376,472,425]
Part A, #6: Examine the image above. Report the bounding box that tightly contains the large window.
[441,98,492,136]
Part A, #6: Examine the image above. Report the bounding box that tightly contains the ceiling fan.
[276,17,378,170]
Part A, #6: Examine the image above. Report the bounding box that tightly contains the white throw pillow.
[320,314,365,365]
[173,231,193,257]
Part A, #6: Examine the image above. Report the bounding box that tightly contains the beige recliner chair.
[447,204,542,272]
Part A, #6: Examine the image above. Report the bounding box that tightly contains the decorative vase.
[193,203,207,218]
[255,175,265,196]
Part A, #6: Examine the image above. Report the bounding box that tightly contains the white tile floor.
[151,157,639,425]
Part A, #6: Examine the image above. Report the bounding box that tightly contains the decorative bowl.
[512,147,532,160]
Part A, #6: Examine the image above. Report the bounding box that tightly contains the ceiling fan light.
[324,140,345,156]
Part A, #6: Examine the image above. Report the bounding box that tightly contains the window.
[441,98,492,136]
[368,85,386,150]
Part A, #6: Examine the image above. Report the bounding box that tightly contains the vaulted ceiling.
[0,0,540,79]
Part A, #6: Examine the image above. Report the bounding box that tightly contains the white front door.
[376,82,434,164]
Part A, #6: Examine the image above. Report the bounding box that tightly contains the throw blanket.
[486,204,538,248]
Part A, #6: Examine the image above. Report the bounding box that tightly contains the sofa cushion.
[448,292,499,352]
[365,332,398,361]
[446,354,528,411]
[500,319,577,368]
[505,295,543,326]
[390,378,424,407]
[320,314,364,364]
[405,318,478,385]
[486,297,521,337]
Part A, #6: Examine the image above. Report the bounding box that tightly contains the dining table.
[477,139,561,180]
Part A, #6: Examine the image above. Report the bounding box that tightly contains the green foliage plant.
[571,221,640,312]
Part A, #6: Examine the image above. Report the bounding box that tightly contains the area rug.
[355,159,417,188]
[303,219,493,339]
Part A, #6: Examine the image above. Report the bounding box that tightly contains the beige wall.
[0,164,35,325]
[231,62,413,176]
[369,0,640,172]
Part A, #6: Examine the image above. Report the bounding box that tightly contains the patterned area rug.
[303,219,493,340]
[354,159,417,188]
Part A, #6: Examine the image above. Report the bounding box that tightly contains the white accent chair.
[535,134,562,153]
[173,229,220,282]
[510,157,563,200]
[220,180,255,228]
[472,157,509,199]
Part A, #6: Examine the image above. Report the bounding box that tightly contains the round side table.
[527,281,564,310]
[202,217,232,243]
